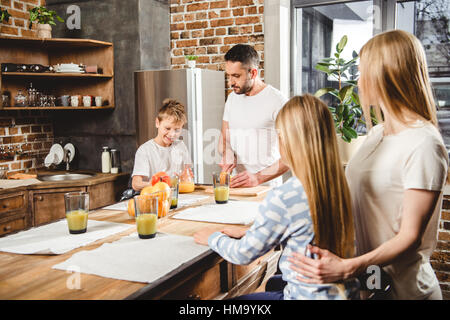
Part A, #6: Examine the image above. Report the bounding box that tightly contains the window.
[291,0,381,97]
[396,0,450,146]
[291,0,450,145]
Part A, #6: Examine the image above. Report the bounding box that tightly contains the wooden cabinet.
[87,174,129,210]
[31,186,86,226]
[0,190,30,236]
[0,36,114,110]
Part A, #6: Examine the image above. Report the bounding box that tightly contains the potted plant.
[28,6,64,39]
[314,35,375,163]
[186,55,198,68]
[0,8,11,34]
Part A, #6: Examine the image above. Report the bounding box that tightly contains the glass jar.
[14,90,28,107]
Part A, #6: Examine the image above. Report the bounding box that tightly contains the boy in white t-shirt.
[131,99,192,191]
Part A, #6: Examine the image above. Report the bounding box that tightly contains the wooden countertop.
[0,170,129,194]
[0,190,269,299]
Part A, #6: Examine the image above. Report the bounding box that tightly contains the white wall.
[264,0,291,99]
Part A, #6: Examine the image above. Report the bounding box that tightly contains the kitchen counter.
[0,170,129,194]
[0,190,279,300]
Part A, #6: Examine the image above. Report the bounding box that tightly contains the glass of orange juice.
[64,192,89,234]
[170,175,179,209]
[134,194,159,239]
[213,172,230,204]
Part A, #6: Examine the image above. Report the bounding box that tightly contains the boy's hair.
[224,44,260,69]
[158,98,187,124]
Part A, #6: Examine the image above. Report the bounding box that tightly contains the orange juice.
[136,213,157,239]
[179,181,195,193]
[66,210,88,234]
[214,186,229,204]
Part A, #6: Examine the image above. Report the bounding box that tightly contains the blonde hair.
[158,98,187,124]
[359,30,437,129]
[275,94,355,260]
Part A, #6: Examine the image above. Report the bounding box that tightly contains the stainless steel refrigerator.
[134,68,225,184]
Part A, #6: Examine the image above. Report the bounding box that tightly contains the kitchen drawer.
[0,214,27,237]
[160,263,222,300]
[0,191,27,216]
[31,187,86,226]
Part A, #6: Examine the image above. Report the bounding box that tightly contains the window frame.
[290,0,398,95]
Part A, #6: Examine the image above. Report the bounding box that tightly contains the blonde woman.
[194,94,359,300]
[289,30,448,300]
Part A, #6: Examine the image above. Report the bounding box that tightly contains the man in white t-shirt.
[219,44,289,187]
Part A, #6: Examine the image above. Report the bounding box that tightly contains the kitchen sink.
[38,173,94,182]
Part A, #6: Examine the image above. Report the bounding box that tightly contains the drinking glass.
[170,175,179,209]
[64,192,89,234]
[134,194,159,239]
[213,172,230,204]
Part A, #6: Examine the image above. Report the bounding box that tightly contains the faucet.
[64,149,71,171]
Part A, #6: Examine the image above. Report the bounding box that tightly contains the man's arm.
[218,120,236,173]
[230,159,289,188]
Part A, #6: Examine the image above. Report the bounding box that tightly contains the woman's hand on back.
[287,245,357,284]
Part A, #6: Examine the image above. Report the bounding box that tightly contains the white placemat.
[101,194,210,211]
[178,193,209,207]
[172,200,261,225]
[0,219,133,255]
[52,233,210,283]
[102,201,128,211]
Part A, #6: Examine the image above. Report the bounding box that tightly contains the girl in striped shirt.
[194,94,359,299]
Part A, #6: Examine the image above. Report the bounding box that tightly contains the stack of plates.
[54,63,84,73]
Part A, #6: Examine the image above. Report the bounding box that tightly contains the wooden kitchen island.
[0,190,280,300]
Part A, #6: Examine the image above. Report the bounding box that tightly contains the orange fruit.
[127,199,135,217]
[141,182,171,217]
[151,171,171,186]
[159,199,170,218]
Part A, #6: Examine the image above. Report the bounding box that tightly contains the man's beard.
[233,79,253,95]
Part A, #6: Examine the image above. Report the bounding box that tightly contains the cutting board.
[200,185,272,197]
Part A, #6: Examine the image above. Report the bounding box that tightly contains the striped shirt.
[208,176,360,300]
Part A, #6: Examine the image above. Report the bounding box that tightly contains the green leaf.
[338,85,354,102]
[316,62,333,67]
[337,35,348,52]
[342,126,358,139]
[314,87,335,98]
[315,63,331,74]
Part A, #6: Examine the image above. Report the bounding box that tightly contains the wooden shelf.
[1,106,114,110]
[0,37,115,112]
[0,36,113,48]
[2,72,113,78]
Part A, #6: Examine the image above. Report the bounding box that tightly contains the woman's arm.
[288,188,441,283]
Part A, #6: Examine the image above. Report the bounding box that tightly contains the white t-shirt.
[132,139,192,178]
[223,85,288,186]
[346,121,448,299]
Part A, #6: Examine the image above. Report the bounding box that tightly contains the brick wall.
[170,0,265,82]
[0,0,46,37]
[0,113,53,176]
[433,195,450,299]
[0,0,53,176]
